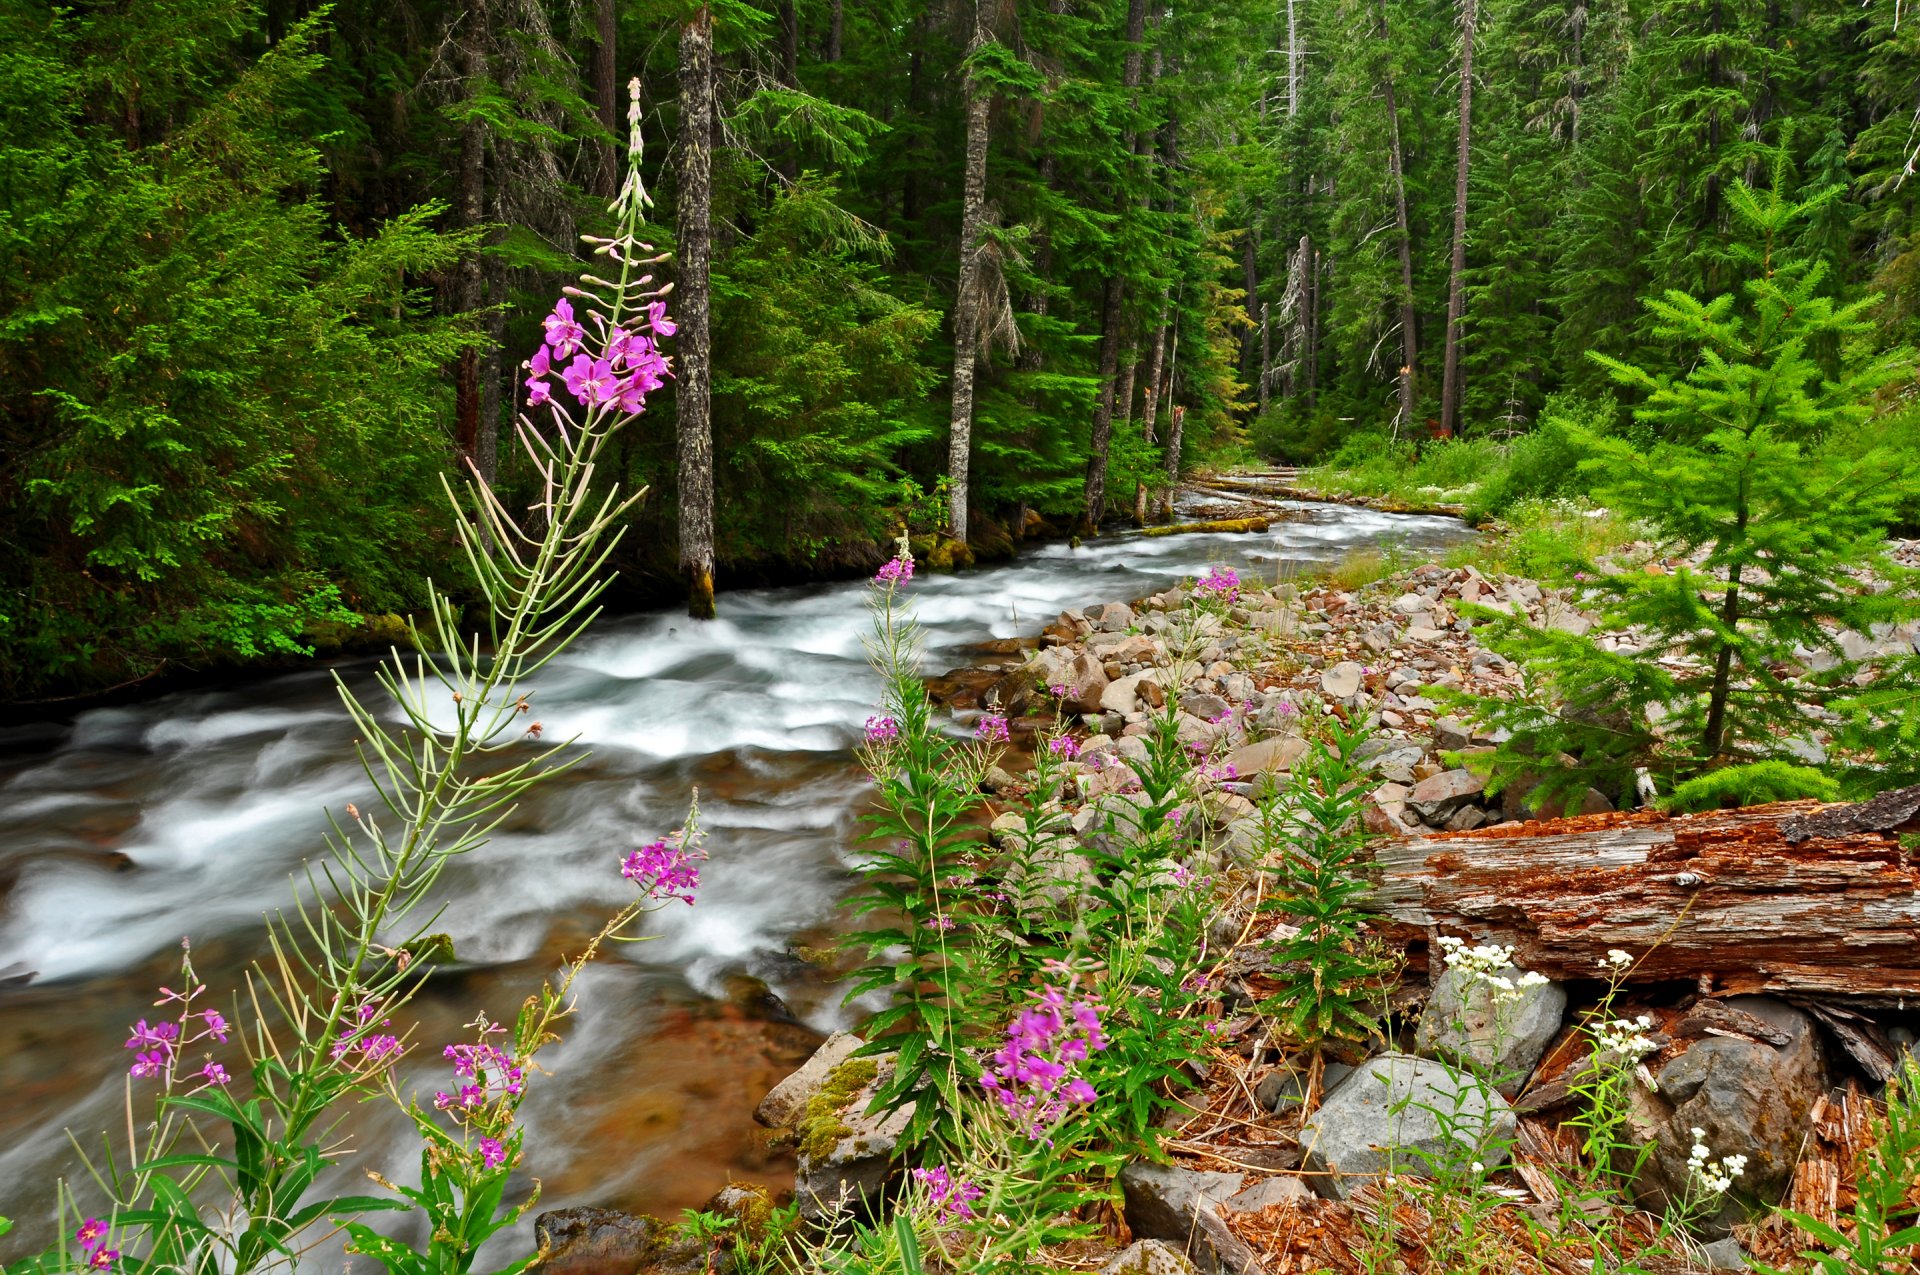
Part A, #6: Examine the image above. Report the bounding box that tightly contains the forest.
[4,0,1920,695]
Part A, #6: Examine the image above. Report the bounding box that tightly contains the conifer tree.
[1458,174,1920,806]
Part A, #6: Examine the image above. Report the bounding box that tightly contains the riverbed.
[0,499,1465,1257]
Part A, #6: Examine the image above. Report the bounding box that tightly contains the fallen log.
[1141,517,1273,537]
[1366,791,1920,1007]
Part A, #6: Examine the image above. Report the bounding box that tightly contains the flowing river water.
[0,498,1465,1259]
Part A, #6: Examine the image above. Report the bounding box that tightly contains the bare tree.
[677,5,717,618]
[1379,4,1418,433]
[1438,0,1478,435]
[946,0,993,546]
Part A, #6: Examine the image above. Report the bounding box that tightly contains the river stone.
[1034,648,1110,713]
[794,1064,914,1222]
[1621,996,1825,1227]
[1226,734,1307,776]
[1100,1241,1198,1275]
[1181,690,1230,721]
[1407,767,1486,823]
[1299,1053,1517,1199]
[532,1207,706,1275]
[1090,601,1136,632]
[1103,670,1160,716]
[1320,660,1365,698]
[1118,1164,1265,1275]
[755,1031,863,1128]
[1226,1176,1313,1211]
[1415,964,1567,1094]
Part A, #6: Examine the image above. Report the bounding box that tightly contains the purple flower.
[478,1136,507,1169]
[615,365,666,413]
[1195,566,1241,602]
[863,715,900,744]
[200,1062,230,1086]
[87,1248,119,1272]
[874,553,914,587]
[201,1010,229,1042]
[525,345,554,406]
[974,715,1010,744]
[562,355,620,405]
[928,913,956,932]
[130,1051,168,1079]
[75,1220,108,1251]
[542,298,585,358]
[621,836,701,905]
[913,1165,984,1224]
[646,299,677,337]
[126,1019,179,1052]
[1048,735,1080,760]
[979,977,1107,1140]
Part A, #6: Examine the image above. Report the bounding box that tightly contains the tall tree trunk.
[776,0,800,181]
[1079,0,1150,533]
[1304,233,1320,404]
[1258,300,1271,414]
[1115,332,1138,432]
[828,0,843,61]
[1381,54,1418,434]
[1161,403,1185,520]
[591,0,619,199]
[947,0,992,545]
[1240,225,1260,385]
[1286,0,1300,118]
[1438,0,1478,437]
[453,10,491,481]
[1141,287,1170,444]
[677,6,717,619]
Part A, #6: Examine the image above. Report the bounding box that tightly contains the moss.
[795,1056,879,1161]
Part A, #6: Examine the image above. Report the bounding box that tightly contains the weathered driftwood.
[1141,516,1272,537]
[1367,791,1920,1007]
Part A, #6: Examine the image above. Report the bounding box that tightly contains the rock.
[793,1058,915,1222]
[1045,649,1110,714]
[1225,734,1308,776]
[1621,997,1826,1227]
[1415,965,1567,1094]
[1100,1241,1199,1275]
[1407,768,1486,823]
[1257,1062,1355,1114]
[1102,670,1160,716]
[1181,691,1230,721]
[982,764,1020,794]
[1299,1053,1517,1199]
[1321,660,1366,698]
[1225,1176,1313,1212]
[1405,626,1448,644]
[1700,1238,1750,1270]
[1443,805,1490,832]
[1391,593,1430,615]
[1090,601,1136,632]
[532,1208,705,1275]
[1431,717,1473,753]
[988,811,1027,844]
[755,1031,864,1127]
[1119,1164,1265,1275]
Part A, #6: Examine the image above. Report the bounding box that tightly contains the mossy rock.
[796,1056,879,1161]
[924,537,976,572]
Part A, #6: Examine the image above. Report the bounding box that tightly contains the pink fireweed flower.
[1048,735,1080,760]
[126,1019,179,1052]
[562,355,620,405]
[1195,565,1240,601]
[874,553,914,587]
[646,299,677,337]
[621,836,701,905]
[86,1248,118,1272]
[201,1009,229,1042]
[75,1220,108,1251]
[913,1165,984,1223]
[542,298,585,358]
[130,1050,168,1079]
[615,365,666,413]
[928,913,956,932]
[200,1062,230,1086]
[525,344,554,406]
[979,978,1107,1141]
[864,715,900,743]
[478,1136,507,1170]
[974,715,1010,744]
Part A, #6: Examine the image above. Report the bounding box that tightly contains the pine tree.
[1458,174,1920,805]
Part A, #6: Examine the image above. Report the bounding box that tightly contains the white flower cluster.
[1686,1128,1749,1195]
[1436,935,1552,1005]
[1592,1014,1660,1061]
[1606,949,1634,970]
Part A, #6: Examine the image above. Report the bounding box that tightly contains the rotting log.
[1366,792,1920,1007]
[1140,517,1272,537]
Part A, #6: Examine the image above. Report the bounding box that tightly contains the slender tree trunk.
[454,14,490,480]
[1287,0,1300,119]
[1079,0,1150,534]
[947,0,992,545]
[677,6,717,619]
[1381,53,1418,434]
[1438,0,1478,436]
[1240,225,1260,384]
[1259,300,1271,414]
[1141,287,1170,445]
[1304,233,1320,404]
[828,0,843,61]
[1701,486,1750,759]
[591,0,619,199]
[1115,331,1138,432]
[1161,403,1186,520]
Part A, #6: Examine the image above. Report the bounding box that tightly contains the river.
[0,499,1464,1259]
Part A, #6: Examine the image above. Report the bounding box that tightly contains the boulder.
[1090,601,1136,632]
[1299,1053,1517,1199]
[1407,768,1486,823]
[531,1208,706,1275]
[1225,1177,1313,1212]
[755,1031,863,1128]
[1100,1241,1198,1275]
[1256,1061,1354,1114]
[1431,718,1474,753]
[1225,734,1308,776]
[1102,670,1160,716]
[1414,965,1566,1094]
[1119,1164,1265,1275]
[1321,661,1366,698]
[793,1058,914,1222]
[1181,691,1230,721]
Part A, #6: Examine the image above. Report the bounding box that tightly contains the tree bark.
[1240,224,1260,384]
[1161,402,1185,521]
[1438,0,1478,437]
[1368,798,1920,1007]
[1258,301,1271,414]
[1382,66,1418,434]
[591,0,620,200]
[828,0,843,62]
[947,0,992,546]
[453,8,492,483]
[1141,288,1170,445]
[677,6,717,619]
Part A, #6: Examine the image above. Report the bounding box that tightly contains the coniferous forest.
[4,0,1917,697]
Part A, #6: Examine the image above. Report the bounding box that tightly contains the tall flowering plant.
[15,81,682,1275]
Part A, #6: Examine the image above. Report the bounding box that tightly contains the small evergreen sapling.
[1454,173,1920,808]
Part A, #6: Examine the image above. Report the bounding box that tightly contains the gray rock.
[1119,1164,1265,1275]
[1225,1176,1313,1212]
[1181,691,1230,721]
[1321,660,1366,698]
[532,1208,709,1275]
[1431,717,1473,753]
[1299,1053,1518,1199]
[1226,734,1307,776]
[1102,670,1161,716]
[1700,1238,1750,1270]
[1621,997,1826,1229]
[1257,1062,1354,1114]
[1391,593,1431,615]
[1407,768,1486,823]
[1415,965,1567,1094]
[1091,601,1136,633]
[1099,1241,1198,1275]
[793,1063,915,1222]
[755,1031,863,1127]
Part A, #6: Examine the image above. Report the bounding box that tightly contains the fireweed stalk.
[28,82,678,1275]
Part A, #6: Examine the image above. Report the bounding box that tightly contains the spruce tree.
[1457,173,1920,806]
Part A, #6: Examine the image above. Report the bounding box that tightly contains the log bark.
[1367,795,1920,1006]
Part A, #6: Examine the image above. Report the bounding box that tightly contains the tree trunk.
[828,0,843,61]
[947,0,992,546]
[1286,0,1300,118]
[1438,0,1478,437]
[1141,288,1170,445]
[1368,796,1920,1008]
[1258,300,1271,414]
[1382,66,1418,434]
[677,6,717,619]
[1701,484,1750,758]
[1240,225,1260,385]
[453,11,490,481]
[1161,403,1185,521]
[591,0,619,200]
[1115,334,1138,433]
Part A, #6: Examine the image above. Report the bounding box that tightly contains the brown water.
[0,498,1467,1263]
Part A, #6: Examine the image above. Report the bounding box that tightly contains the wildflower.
[87,1248,119,1271]
[1195,566,1241,601]
[1048,735,1080,760]
[126,1020,179,1053]
[201,1009,229,1042]
[1592,1015,1660,1061]
[541,298,585,358]
[130,1050,169,1079]
[975,715,1010,744]
[75,1220,108,1251]
[929,914,956,932]
[562,355,620,405]
[875,552,914,587]
[616,365,666,413]
[1048,683,1078,700]
[1606,949,1633,970]
[863,715,900,744]
[913,1166,984,1224]
[200,1062,230,1086]
[525,344,554,407]
[646,299,677,337]
[621,835,701,905]
[979,977,1106,1140]
[1686,1130,1747,1195]
[478,1136,507,1170]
